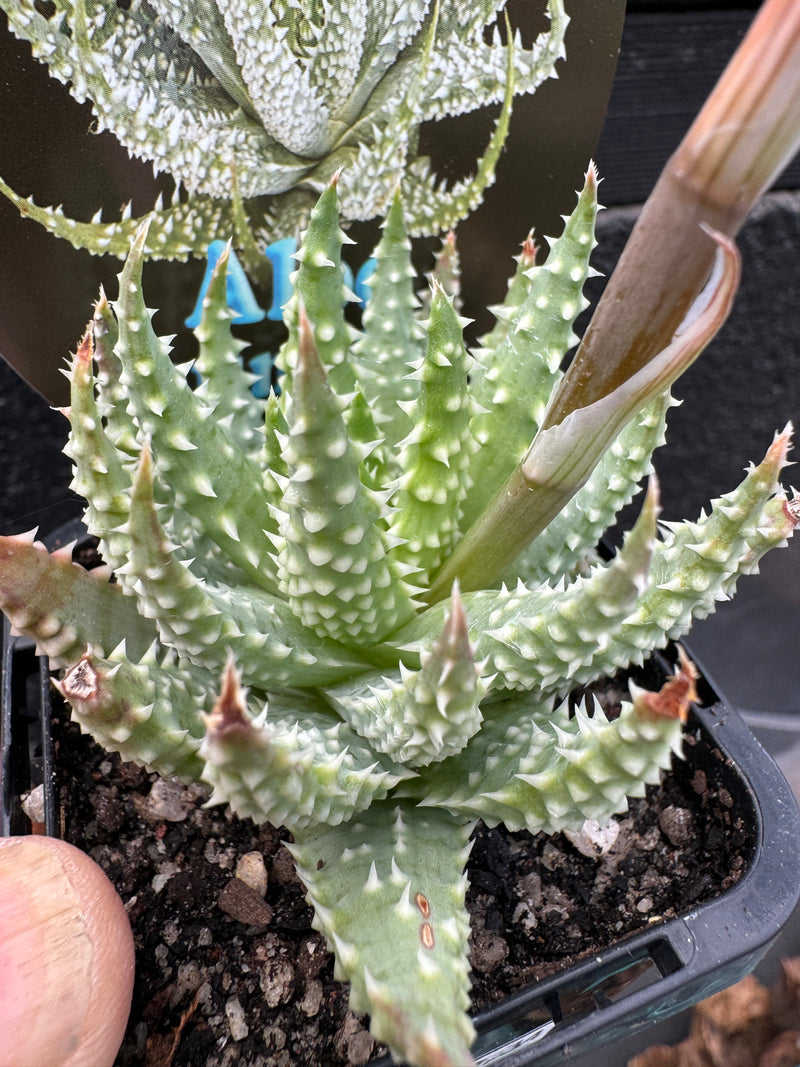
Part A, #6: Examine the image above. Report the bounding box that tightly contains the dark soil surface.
[46,663,751,1067]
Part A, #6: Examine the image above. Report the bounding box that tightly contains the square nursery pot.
[3,519,800,1067]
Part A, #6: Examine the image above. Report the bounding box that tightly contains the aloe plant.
[0,0,567,272]
[0,170,797,1065]
[3,0,800,1059]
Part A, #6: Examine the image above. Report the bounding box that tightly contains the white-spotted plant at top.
[0,0,567,270]
[0,173,797,1066]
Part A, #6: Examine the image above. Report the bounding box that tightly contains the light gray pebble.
[225,995,249,1041]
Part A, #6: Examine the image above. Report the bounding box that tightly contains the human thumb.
[0,835,134,1067]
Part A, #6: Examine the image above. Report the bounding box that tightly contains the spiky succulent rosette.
[1,174,797,1067]
[0,0,566,263]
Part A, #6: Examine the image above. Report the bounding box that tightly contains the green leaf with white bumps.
[0,531,157,667]
[57,644,207,781]
[325,587,488,767]
[192,244,265,462]
[114,224,281,590]
[291,803,476,1067]
[353,191,425,454]
[402,672,689,834]
[506,392,674,587]
[277,314,417,646]
[388,283,479,587]
[463,165,600,526]
[200,661,411,830]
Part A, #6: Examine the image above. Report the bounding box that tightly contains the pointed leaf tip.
[204,655,251,738]
[634,647,698,724]
[766,423,794,469]
[76,327,94,365]
[132,217,152,251]
[61,653,100,705]
[296,304,326,380]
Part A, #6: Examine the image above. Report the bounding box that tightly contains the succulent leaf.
[0,533,156,666]
[57,644,207,781]
[388,284,479,588]
[352,191,425,454]
[63,329,137,574]
[123,441,372,688]
[325,586,489,767]
[290,802,476,1067]
[507,391,674,586]
[590,428,799,677]
[402,659,691,834]
[398,479,660,697]
[200,660,411,829]
[276,178,359,397]
[113,224,281,590]
[191,245,266,462]
[0,176,237,260]
[463,165,599,526]
[277,314,417,645]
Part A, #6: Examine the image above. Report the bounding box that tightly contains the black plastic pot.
[2,522,800,1065]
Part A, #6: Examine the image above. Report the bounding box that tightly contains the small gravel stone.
[659,805,694,847]
[470,932,508,973]
[271,845,302,886]
[162,919,180,945]
[218,878,275,927]
[519,871,542,908]
[258,957,296,1007]
[347,1030,375,1064]
[136,778,194,823]
[564,818,620,858]
[21,785,46,825]
[236,851,268,896]
[299,978,324,1017]
[636,896,654,914]
[225,995,249,1041]
[262,1024,287,1052]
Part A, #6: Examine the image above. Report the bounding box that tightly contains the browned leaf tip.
[637,647,698,724]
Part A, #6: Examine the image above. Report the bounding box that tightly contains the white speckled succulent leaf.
[191,245,265,461]
[58,644,208,781]
[276,178,359,397]
[325,587,488,767]
[1,177,797,1067]
[388,283,479,589]
[421,0,568,122]
[396,477,659,697]
[507,391,674,587]
[352,191,425,454]
[200,660,411,829]
[290,802,477,1067]
[0,0,567,253]
[64,330,138,575]
[426,228,742,600]
[0,532,157,666]
[398,43,516,237]
[402,682,687,834]
[0,176,238,260]
[463,166,599,527]
[589,430,799,679]
[119,444,372,688]
[114,225,282,590]
[277,313,417,647]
